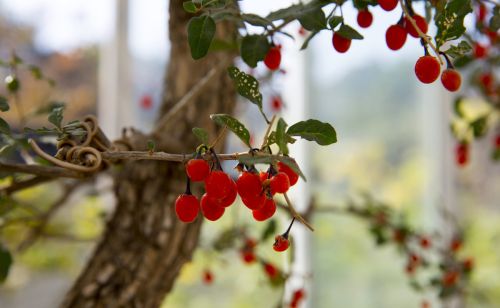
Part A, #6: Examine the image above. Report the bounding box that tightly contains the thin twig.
[0,162,86,178]
[1,176,53,195]
[283,193,314,232]
[260,115,277,149]
[209,126,227,149]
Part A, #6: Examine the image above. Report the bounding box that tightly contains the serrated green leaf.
[48,106,64,129]
[336,24,363,40]
[445,41,472,58]
[0,244,12,283]
[0,117,11,136]
[237,154,306,181]
[187,15,216,60]
[227,67,263,109]
[328,16,343,30]
[0,96,9,112]
[192,127,209,145]
[183,1,197,13]
[210,114,251,147]
[261,219,277,241]
[435,0,472,47]
[287,119,337,145]
[298,6,327,31]
[275,118,289,155]
[240,35,270,68]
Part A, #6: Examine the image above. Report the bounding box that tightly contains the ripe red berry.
[140,94,153,110]
[419,236,431,249]
[200,193,225,221]
[455,143,469,167]
[263,262,278,279]
[386,25,407,51]
[378,0,398,11]
[332,32,351,53]
[264,46,281,71]
[415,56,441,84]
[277,162,298,186]
[242,193,266,210]
[241,250,257,264]
[237,171,263,199]
[495,135,500,148]
[463,257,474,271]
[270,172,290,194]
[186,159,210,182]
[473,43,488,58]
[175,194,200,223]
[259,171,269,182]
[271,96,283,112]
[252,198,277,221]
[218,178,237,207]
[204,170,233,199]
[450,237,463,252]
[273,234,290,252]
[479,72,494,93]
[477,3,487,22]
[203,270,214,284]
[357,10,373,28]
[441,69,462,92]
[442,271,459,286]
[405,15,428,38]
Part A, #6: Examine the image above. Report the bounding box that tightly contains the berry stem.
[282,217,296,239]
[185,177,192,195]
[260,115,277,150]
[283,193,314,231]
[209,148,224,171]
[440,52,455,69]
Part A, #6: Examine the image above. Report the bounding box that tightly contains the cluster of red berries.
[264,45,282,71]
[289,288,306,308]
[175,153,299,224]
[385,14,428,51]
[414,54,462,92]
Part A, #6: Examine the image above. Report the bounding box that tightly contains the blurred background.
[0,0,498,307]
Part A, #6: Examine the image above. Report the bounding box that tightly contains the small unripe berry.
[201,193,225,221]
[186,159,210,182]
[332,32,351,53]
[252,198,277,221]
[237,171,263,199]
[175,194,200,223]
[277,162,298,186]
[378,0,398,11]
[273,234,290,252]
[270,172,290,194]
[405,15,428,38]
[357,10,373,28]
[415,56,441,84]
[264,46,281,71]
[204,171,233,199]
[386,25,407,51]
[441,69,462,92]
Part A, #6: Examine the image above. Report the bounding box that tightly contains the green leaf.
[266,3,305,21]
[48,106,64,129]
[237,154,306,181]
[336,24,363,40]
[435,0,472,47]
[453,55,473,68]
[0,96,9,112]
[192,127,209,145]
[28,65,43,79]
[328,16,343,30]
[147,140,156,152]
[240,35,270,68]
[287,119,337,145]
[227,67,263,109]
[0,117,11,136]
[187,15,216,60]
[470,116,488,138]
[445,41,472,58]
[0,243,12,283]
[301,30,320,50]
[453,97,465,118]
[210,114,251,147]
[241,13,274,27]
[489,6,500,31]
[183,1,197,13]
[297,6,327,31]
[275,118,289,155]
[261,219,277,241]
[34,101,65,115]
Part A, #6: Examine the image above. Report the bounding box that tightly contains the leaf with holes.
[192,127,209,145]
[187,15,216,59]
[287,119,337,145]
[227,67,263,109]
[435,0,472,47]
[241,35,270,68]
[210,114,251,147]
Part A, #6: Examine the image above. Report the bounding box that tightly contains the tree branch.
[0,162,86,178]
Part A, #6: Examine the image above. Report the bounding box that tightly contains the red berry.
[263,262,278,278]
[252,198,277,221]
[463,257,474,271]
[419,236,431,249]
[203,270,214,284]
[441,69,462,92]
[479,72,494,93]
[242,194,266,210]
[259,171,269,182]
[270,172,290,194]
[277,162,298,186]
[405,15,428,38]
[450,237,463,252]
[175,194,200,223]
[495,135,500,148]
[477,3,487,22]
[442,271,459,286]
[204,171,233,199]
[245,238,257,249]
[237,171,263,199]
[200,193,225,221]
[218,178,237,207]
[474,43,488,58]
[273,234,290,252]
[332,32,351,53]
[421,300,430,308]
[385,25,407,51]
[186,159,210,182]
[241,250,257,264]
[357,10,373,28]
[264,46,281,71]
[456,143,469,167]
[415,56,441,84]
[140,94,153,110]
[378,0,398,11]
[271,96,283,112]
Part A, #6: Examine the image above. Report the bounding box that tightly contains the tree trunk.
[61,1,237,307]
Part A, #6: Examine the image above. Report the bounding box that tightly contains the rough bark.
[61,1,237,307]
